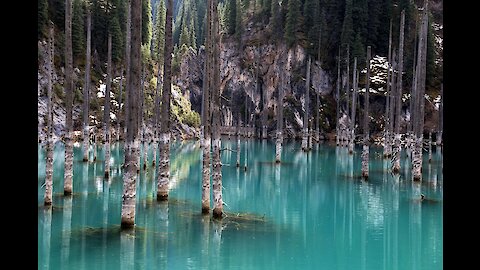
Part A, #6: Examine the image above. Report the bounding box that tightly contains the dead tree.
[392,10,405,174]
[362,46,371,179]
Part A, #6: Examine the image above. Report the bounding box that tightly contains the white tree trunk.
[44,22,54,205]
[275,131,282,163]
[362,46,371,179]
[202,137,211,213]
[302,56,311,151]
[83,10,91,161]
[104,34,112,178]
[157,133,171,199]
[348,58,357,155]
[121,140,140,227]
[211,0,223,218]
[64,0,74,195]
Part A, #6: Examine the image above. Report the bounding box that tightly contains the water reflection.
[61,196,72,269]
[38,142,442,270]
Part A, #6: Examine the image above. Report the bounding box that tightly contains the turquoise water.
[38,139,443,270]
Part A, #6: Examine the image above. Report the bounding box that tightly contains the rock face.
[173,32,334,138]
[38,41,199,143]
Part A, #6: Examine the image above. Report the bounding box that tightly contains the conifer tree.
[284,0,301,47]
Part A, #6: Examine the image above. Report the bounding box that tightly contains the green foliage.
[142,0,153,47]
[110,14,123,65]
[72,0,85,62]
[152,0,166,63]
[38,0,49,40]
[284,0,302,47]
[351,32,365,70]
[228,0,237,35]
[179,15,190,47]
[171,85,201,128]
[48,0,65,32]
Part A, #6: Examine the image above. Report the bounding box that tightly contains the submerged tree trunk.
[384,20,393,158]
[389,50,397,164]
[211,0,223,219]
[436,84,443,146]
[104,34,112,179]
[335,53,340,146]
[124,0,132,144]
[392,10,405,174]
[83,10,91,162]
[348,57,357,154]
[302,56,311,152]
[275,63,283,163]
[345,47,350,147]
[117,67,123,142]
[201,0,212,213]
[44,22,55,205]
[236,112,241,167]
[157,0,173,200]
[64,0,74,195]
[140,67,148,170]
[362,46,371,179]
[428,131,432,162]
[413,2,428,181]
[121,0,141,229]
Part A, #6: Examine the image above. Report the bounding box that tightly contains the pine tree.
[179,15,190,47]
[189,16,197,50]
[340,0,354,58]
[110,12,124,64]
[152,0,166,62]
[39,0,49,39]
[142,0,152,46]
[352,31,365,70]
[284,0,301,47]
[228,0,237,35]
[72,0,85,61]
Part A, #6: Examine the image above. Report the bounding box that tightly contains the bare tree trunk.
[211,0,223,219]
[316,29,322,144]
[388,49,397,164]
[83,10,91,162]
[348,57,357,154]
[335,52,340,146]
[157,0,173,200]
[64,0,74,195]
[121,0,141,229]
[345,47,350,147]
[153,65,162,167]
[436,84,443,146]
[384,20,393,158]
[44,22,55,205]
[428,131,432,162]
[104,34,112,178]
[275,62,283,163]
[413,2,429,181]
[302,56,311,151]
[141,67,148,170]
[201,0,212,213]
[236,112,241,167]
[392,10,405,174]
[124,0,132,141]
[117,67,123,142]
[362,46,371,179]
[407,15,418,158]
